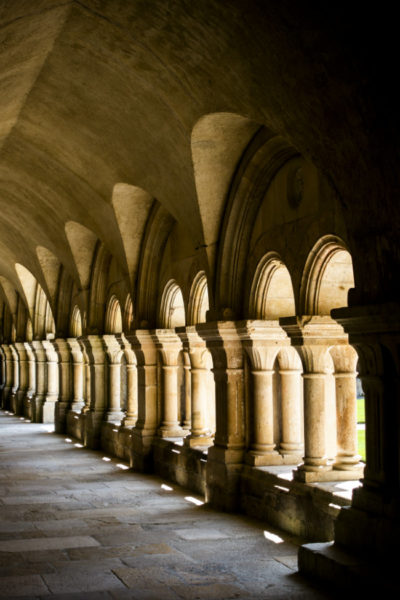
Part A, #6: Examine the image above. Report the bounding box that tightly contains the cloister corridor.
[0,410,334,599]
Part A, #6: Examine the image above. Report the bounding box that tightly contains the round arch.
[300,235,354,315]
[70,305,83,337]
[249,252,295,319]
[105,295,123,334]
[159,280,186,328]
[188,271,209,325]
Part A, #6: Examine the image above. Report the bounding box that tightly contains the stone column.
[41,339,59,423]
[281,316,350,482]
[329,303,400,555]
[120,338,138,428]
[154,330,185,438]
[239,320,291,466]
[103,335,124,423]
[67,338,85,413]
[1,344,14,410]
[127,331,158,471]
[23,343,36,419]
[177,327,214,447]
[79,336,107,448]
[0,349,5,406]
[9,345,19,414]
[14,343,29,416]
[53,339,72,433]
[197,322,245,511]
[299,303,400,586]
[31,341,47,422]
[182,351,191,432]
[330,345,363,472]
[278,347,303,458]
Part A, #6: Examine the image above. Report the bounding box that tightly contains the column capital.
[102,334,124,364]
[196,321,243,369]
[125,330,157,365]
[41,339,59,362]
[31,340,47,361]
[14,341,28,360]
[52,338,71,363]
[79,335,106,364]
[151,329,181,365]
[280,315,347,346]
[66,338,83,361]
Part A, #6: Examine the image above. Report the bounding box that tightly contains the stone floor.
[0,410,336,599]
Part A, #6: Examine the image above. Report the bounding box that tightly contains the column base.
[121,416,137,428]
[157,425,185,438]
[245,449,282,466]
[69,401,85,413]
[184,433,213,448]
[104,411,124,424]
[294,465,363,483]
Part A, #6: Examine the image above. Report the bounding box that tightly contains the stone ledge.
[299,541,400,593]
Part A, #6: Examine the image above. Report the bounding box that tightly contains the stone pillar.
[23,343,36,419]
[14,343,29,415]
[1,344,14,410]
[127,331,158,471]
[53,339,72,433]
[299,303,400,587]
[67,338,85,413]
[31,341,47,422]
[197,322,245,511]
[0,349,5,406]
[277,346,303,458]
[239,320,291,466]
[177,327,214,448]
[103,335,124,423]
[9,345,19,413]
[120,338,138,428]
[330,345,363,472]
[79,336,107,449]
[281,316,352,482]
[330,304,400,554]
[154,330,185,438]
[41,339,59,423]
[182,351,191,432]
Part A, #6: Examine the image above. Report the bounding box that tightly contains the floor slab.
[0,410,335,598]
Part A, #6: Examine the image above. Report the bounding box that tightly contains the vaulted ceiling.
[0,0,398,308]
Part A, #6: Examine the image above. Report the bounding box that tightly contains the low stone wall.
[152,438,207,495]
[64,415,350,542]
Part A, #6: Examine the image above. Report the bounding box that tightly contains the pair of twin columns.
[0,316,363,482]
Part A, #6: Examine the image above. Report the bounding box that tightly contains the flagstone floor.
[0,410,336,599]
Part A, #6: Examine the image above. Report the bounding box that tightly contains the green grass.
[357,397,365,423]
[357,429,366,462]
